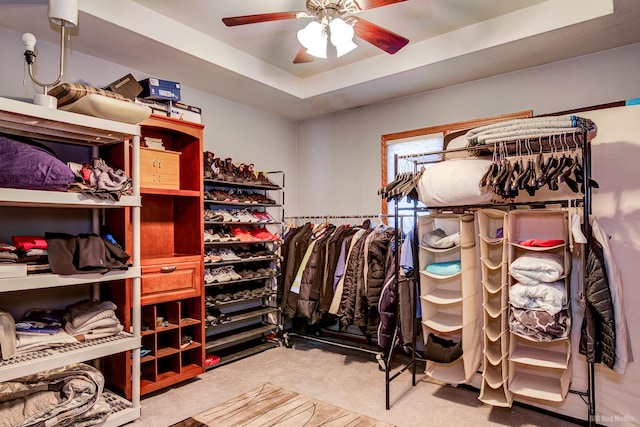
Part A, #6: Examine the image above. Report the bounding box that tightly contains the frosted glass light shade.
[48,0,78,28]
[297,20,328,59]
[329,18,357,57]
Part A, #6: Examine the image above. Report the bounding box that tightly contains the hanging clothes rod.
[283,214,401,220]
[397,132,586,162]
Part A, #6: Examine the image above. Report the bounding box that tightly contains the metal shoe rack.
[202,170,285,367]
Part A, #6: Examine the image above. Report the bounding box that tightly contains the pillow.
[49,83,131,107]
[60,93,152,124]
[417,158,495,207]
[0,134,74,191]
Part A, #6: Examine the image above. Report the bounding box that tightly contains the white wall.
[0,27,299,214]
[296,42,640,217]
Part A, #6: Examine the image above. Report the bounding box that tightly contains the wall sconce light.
[22,0,78,109]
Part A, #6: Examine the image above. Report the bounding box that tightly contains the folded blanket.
[425,260,461,276]
[509,252,564,285]
[64,299,117,329]
[466,115,596,146]
[0,363,109,427]
[518,239,564,248]
[421,228,461,249]
[509,281,566,315]
[509,306,571,341]
[73,325,124,341]
[64,315,120,336]
[15,330,78,353]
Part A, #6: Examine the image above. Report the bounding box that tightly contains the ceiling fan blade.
[222,12,299,26]
[354,0,409,11]
[293,47,315,64]
[353,18,409,54]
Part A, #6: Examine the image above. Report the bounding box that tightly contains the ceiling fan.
[222,0,410,63]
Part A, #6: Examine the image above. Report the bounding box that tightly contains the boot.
[212,158,222,180]
[246,164,257,182]
[203,151,215,179]
[223,158,234,182]
[234,163,245,183]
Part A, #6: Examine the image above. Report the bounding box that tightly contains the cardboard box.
[135,98,169,116]
[168,101,202,124]
[140,147,181,190]
[139,77,181,101]
[103,73,143,100]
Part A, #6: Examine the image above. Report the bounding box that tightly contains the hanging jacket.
[297,227,335,324]
[579,231,616,369]
[365,228,395,335]
[341,228,373,330]
[282,224,313,319]
[319,226,353,315]
[592,218,633,374]
[377,263,397,351]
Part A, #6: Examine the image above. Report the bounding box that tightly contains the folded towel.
[425,260,461,276]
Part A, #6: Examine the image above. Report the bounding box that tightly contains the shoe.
[205,353,221,366]
[253,210,274,222]
[206,307,223,325]
[217,248,239,261]
[235,209,258,222]
[213,209,234,222]
[251,227,278,241]
[215,293,232,303]
[226,266,242,281]
[237,269,255,279]
[210,267,231,283]
[257,171,278,187]
[230,226,255,242]
[204,268,215,284]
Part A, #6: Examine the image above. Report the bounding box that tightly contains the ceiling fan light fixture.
[329,17,357,57]
[297,20,328,59]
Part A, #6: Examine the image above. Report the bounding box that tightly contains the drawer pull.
[160,265,177,273]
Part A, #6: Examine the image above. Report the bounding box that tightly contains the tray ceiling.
[1,0,639,120]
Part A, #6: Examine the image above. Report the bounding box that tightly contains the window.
[380,110,533,229]
[385,133,442,230]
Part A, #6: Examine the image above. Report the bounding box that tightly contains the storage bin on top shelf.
[418,213,481,385]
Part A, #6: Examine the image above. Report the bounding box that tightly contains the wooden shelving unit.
[0,96,142,426]
[102,114,205,397]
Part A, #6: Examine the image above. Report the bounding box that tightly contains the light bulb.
[297,21,327,59]
[22,33,36,52]
[330,18,357,57]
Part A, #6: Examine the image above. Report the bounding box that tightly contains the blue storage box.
[139,77,181,101]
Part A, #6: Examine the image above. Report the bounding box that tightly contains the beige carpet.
[170,382,396,427]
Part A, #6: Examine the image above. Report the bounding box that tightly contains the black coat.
[579,233,616,369]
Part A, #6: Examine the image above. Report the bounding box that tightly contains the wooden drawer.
[140,147,181,190]
[141,260,200,304]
